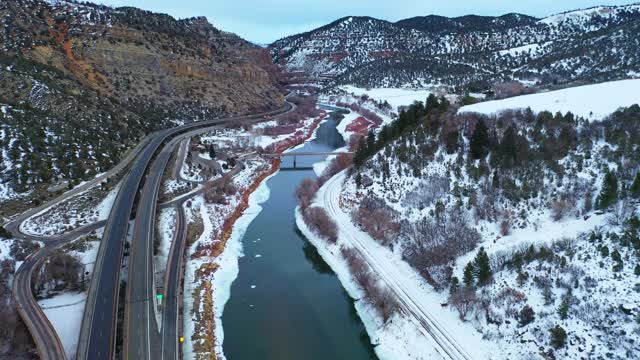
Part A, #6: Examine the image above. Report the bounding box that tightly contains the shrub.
[303,207,338,243]
[518,305,535,326]
[551,200,571,221]
[449,287,477,320]
[0,226,11,239]
[295,178,319,209]
[318,153,353,185]
[549,325,567,349]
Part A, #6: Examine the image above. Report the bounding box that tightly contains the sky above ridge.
[94,0,639,43]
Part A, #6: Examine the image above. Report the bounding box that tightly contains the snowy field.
[338,86,433,111]
[39,292,86,358]
[459,79,640,121]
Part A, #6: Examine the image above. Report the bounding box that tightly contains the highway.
[78,99,294,360]
[158,146,246,360]
[6,96,293,360]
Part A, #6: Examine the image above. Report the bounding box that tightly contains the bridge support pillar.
[293,156,297,168]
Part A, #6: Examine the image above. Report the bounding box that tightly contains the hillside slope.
[312,85,640,359]
[0,0,283,214]
[271,4,640,90]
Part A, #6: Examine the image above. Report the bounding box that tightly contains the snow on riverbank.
[338,86,433,112]
[460,79,640,121]
[295,206,439,360]
[297,172,490,360]
[209,172,276,360]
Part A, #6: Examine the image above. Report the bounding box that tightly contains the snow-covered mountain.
[271,4,640,89]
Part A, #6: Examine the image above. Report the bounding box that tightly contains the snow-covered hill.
[459,79,640,121]
[271,4,640,90]
[308,81,640,358]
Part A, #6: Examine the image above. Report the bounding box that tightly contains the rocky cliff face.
[2,0,283,117]
[0,0,283,205]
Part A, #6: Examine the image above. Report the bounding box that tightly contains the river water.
[222,112,377,360]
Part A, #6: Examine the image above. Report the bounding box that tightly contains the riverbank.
[183,113,326,360]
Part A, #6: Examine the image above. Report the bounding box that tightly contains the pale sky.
[93,0,639,44]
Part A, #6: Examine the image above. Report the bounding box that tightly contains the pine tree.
[631,173,640,199]
[463,262,474,286]
[557,297,569,320]
[209,145,216,160]
[597,171,618,209]
[518,305,535,326]
[449,276,459,294]
[425,94,439,111]
[469,119,490,160]
[474,247,492,286]
[497,126,517,167]
[549,325,567,349]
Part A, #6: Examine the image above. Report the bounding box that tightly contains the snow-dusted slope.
[271,4,640,89]
[459,79,640,120]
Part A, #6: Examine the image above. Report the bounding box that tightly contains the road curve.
[13,246,67,360]
[321,172,475,360]
[12,223,105,360]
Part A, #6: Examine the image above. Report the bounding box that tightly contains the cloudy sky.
[94,0,639,44]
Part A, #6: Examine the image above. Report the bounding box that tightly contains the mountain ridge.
[270,3,640,90]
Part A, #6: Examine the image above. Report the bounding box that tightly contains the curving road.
[321,172,476,360]
[13,243,69,360]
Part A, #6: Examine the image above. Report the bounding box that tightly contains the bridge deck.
[263,152,353,157]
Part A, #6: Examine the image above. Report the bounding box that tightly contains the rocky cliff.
[0,0,283,207]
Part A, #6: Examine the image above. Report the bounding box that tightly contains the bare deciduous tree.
[303,207,338,243]
[352,196,400,246]
[449,287,478,320]
[295,178,319,209]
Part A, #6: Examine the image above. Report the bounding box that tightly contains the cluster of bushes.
[335,102,384,126]
[203,175,237,204]
[342,247,399,322]
[296,179,337,243]
[10,239,41,261]
[402,210,480,289]
[36,251,84,295]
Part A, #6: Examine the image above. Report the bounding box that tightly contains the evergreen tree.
[549,325,567,349]
[0,225,11,239]
[474,247,492,286]
[463,262,474,286]
[469,119,490,160]
[597,171,618,209]
[449,276,459,294]
[518,305,535,326]
[557,297,569,320]
[497,126,517,167]
[631,173,640,199]
[209,145,216,160]
[355,173,362,188]
[425,94,439,111]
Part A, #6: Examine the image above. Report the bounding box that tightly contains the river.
[221,112,377,359]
